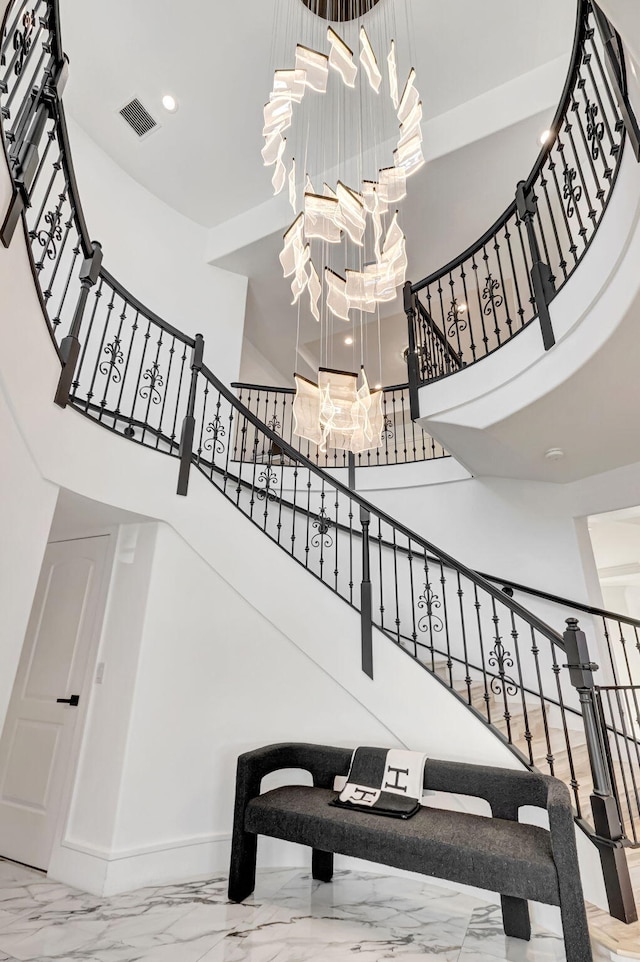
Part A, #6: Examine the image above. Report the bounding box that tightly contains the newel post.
[360,505,374,679]
[515,181,556,352]
[177,333,204,497]
[403,281,420,422]
[563,618,638,923]
[54,241,103,408]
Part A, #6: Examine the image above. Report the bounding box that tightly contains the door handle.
[56,695,80,707]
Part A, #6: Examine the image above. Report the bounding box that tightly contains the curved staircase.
[2,0,640,951]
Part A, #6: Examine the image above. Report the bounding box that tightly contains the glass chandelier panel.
[293,368,384,454]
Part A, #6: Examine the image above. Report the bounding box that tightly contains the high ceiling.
[59,0,576,229]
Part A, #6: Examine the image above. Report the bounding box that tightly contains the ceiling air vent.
[118,98,158,139]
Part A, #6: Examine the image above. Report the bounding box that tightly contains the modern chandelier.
[262,0,423,453]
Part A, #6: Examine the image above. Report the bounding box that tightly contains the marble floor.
[0,859,575,962]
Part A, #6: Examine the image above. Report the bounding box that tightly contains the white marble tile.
[461,903,567,962]
[0,860,577,962]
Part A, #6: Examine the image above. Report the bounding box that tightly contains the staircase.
[3,0,640,945]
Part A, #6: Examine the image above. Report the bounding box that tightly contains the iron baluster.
[176,333,204,495]
[51,236,81,334]
[154,334,176,450]
[473,586,492,724]
[113,306,139,435]
[169,342,189,454]
[456,572,473,706]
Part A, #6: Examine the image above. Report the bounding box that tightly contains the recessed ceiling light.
[344,336,353,345]
[162,94,178,113]
[540,129,552,145]
[545,447,564,462]
[458,303,467,312]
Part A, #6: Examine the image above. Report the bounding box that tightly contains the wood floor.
[428,657,640,958]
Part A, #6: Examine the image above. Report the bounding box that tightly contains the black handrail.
[99,267,196,347]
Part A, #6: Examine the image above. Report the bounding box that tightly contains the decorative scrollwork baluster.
[481,274,503,316]
[99,335,124,383]
[13,9,35,77]
[256,468,278,502]
[446,297,467,337]
[586,99,605,160]
[487,637,518,698]
[311,506,333,548]
[205,413,227,455]
[381,414,393,441]
[562,166,583,218]
[139,360,164,405]
[417,582,444,636]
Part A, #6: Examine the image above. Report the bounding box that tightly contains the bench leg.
[312,849,334,883]
[501,895,531,941]
[560,904,593,962]
[228,831,257,903]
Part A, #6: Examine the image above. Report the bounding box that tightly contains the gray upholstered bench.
[228,743,592,962]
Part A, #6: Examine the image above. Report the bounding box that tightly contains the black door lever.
[56,695,80,707]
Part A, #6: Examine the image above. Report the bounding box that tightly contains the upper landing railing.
[2,0,640,925]
[403,0,640,408]
[231,381,448,470]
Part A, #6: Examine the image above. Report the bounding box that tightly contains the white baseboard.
[48,832,233,896]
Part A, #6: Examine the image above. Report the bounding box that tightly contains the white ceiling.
[59,0,576,228]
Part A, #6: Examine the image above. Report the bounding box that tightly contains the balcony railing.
[404,0,638,396]
[231,382,449,469]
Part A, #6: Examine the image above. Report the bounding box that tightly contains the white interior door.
[0,536,110,869]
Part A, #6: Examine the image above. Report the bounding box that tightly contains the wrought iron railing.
[2,0,639,923]
[231,382,449,469]
[404,0,637,395]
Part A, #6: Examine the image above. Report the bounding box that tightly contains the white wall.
[0,386,58,734]
[368,473,587,602]
[238,335,291,387]
[66,118,248,388]
[0,155,59,732]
